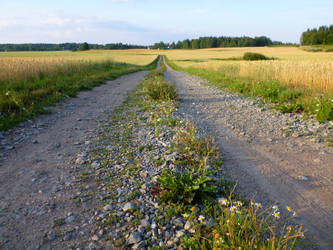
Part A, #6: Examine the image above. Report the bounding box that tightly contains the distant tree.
[301,25,333,45]
[80,42,90,51]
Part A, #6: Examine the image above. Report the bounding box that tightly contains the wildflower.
[229,206,237,213]
[217,197,228,206]
[292,211,298,217]
[183,213,189,218]
[5,91,10,96]
[272,205,278,211]
[255,202,262,209]
[272,211,280,219]
[235,201,243,207]
[191,206,197,212]
[198,215,205,224]
[214,233,220,240]
[286,206,292,212]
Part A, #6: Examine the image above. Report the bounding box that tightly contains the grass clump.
[243,52,271,61]
[143,64,178,101]
[158,169,217,205]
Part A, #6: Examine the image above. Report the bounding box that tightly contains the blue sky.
[0,0,332,45]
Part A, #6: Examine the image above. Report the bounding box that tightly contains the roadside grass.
[0,56,159,130]
[165,56,333,122]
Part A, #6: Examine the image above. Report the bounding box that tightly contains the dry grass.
[161,47,333,94]
[0,49,156,83]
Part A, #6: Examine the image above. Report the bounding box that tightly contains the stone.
[75,157,85,165]
[91,161,101,169]
[140,219,150,227]
[184,220,192,231]
[298,175,309,181]
[173,218,184,228]
[123,202,135,212]
[47,233,56,241]
[91,235,99,242]
[103,204,113,211]
[127,231,142,245]
[65,215,75,224]
[176,230,185,238]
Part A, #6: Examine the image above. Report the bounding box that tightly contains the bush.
[243,52,270,61]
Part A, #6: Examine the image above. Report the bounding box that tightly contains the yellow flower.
[286,206,292,212]
[191,206,197,212]
[272,211,280,219]
[255,202,262,209]
[183,213,189,218]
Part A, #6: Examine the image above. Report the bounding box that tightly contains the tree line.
[301,25,333,45]
[152,36,285,49]
[0,42,146,52]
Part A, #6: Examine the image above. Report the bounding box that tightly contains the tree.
[80,42,90,51]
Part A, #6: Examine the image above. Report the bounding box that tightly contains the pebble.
[91,235,99,242]
[103,204,113,211]
[127,231,142,245]
[123,202,135,212]
[65,215,75,224]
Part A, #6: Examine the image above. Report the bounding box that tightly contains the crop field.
[162,47,333,93]
[0,50,156,83]
[162,47,333,122]
[0,50,157,130]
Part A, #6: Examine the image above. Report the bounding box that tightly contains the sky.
[0,0,332,45]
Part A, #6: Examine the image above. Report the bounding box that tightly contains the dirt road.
[164,64,333,249]
[0,70,149,249]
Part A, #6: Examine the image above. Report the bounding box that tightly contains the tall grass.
[165,56,333,122]
[0,55,159,130]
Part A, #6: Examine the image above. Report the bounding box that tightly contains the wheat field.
[0,50,156,83]
[161,47,333,94]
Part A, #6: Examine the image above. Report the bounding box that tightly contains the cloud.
[0,12,160,44]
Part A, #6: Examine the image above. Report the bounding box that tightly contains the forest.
[301,25,333,45]
[0,42,146,52]
[152,36,285,49]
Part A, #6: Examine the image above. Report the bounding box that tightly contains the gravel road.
[0,70,149,249]
[164,63,333,249]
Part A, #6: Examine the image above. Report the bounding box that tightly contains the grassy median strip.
[76,60,306,249]
[0,56,159,130]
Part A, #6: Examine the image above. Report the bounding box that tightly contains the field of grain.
[0,50,156,83]
[162,47,333,94]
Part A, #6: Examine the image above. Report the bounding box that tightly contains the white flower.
[272,211,280,219]
[183,213,189,218]
[286,205,292,212]
[217,198,228,206]
[5,91,10,96]
[235,201,243,207]
[198,215,205,224]
[229,206,237,213]
[272,205,278,211]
